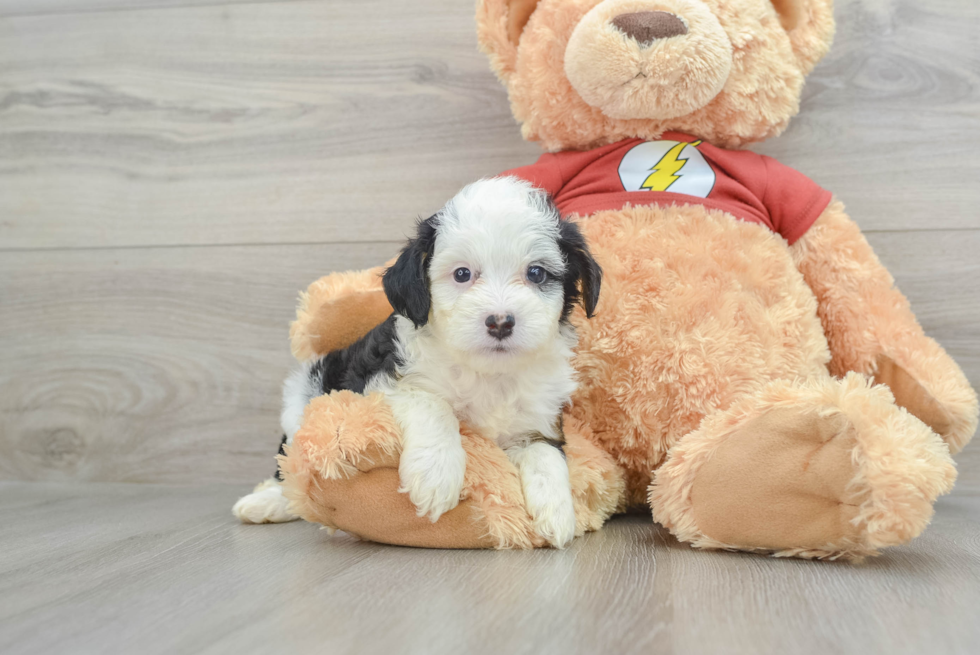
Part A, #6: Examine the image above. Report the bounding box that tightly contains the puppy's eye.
[527,266,547,284]
[453,267,472,283]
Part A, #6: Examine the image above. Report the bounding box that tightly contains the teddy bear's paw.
[684,407,864,556]
[652,375,957,560]
[232,478,300,524]
[398,442,467,522]
[872,353,978,454]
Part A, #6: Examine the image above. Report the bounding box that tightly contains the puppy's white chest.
[457,389,529,441]
[449,366,569,443]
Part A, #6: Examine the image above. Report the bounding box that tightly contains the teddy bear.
[274,0,978,559]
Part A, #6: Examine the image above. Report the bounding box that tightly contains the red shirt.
[501,133,832,244]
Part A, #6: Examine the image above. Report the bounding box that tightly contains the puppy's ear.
[383,217,438,328]
[558,218,602,319]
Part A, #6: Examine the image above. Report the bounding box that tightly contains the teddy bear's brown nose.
[611,11,689,46]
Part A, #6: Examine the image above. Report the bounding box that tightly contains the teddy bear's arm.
[279,391,624,548]
[288,265,395,361]
[790,201,978,452]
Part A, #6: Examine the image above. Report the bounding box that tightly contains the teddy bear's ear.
[476,0,542,81]
[771,0,836,74]
[771,0,804,30]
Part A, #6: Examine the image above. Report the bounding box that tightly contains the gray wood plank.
[1,0,978,250]
[0,0,305,18]
[0,482,978,655]
[0,0,538,250]
[867,230,980,378]
[0,241,399,484]
[757,0,980,227]
[0,230,976,487]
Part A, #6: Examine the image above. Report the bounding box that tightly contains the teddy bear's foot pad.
[688,407,862,552]
[652,375,958,559]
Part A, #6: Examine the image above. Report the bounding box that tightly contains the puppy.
[233,176,601,547]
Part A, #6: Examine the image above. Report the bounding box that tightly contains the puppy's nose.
[485,314,516,340]
[611,11,688,46]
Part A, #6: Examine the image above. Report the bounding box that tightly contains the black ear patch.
[383,216,438,328]
[557,218,602,321]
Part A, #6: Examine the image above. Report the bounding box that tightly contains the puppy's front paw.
[398,443,466,522]
[526,487,576,549]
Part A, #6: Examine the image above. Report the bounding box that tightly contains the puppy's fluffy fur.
[233,177,601,547]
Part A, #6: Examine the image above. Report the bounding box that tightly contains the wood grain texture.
[0,241,399,483]
[1,0,978,251]
[756,0,980,228]
[0,0,537,250]
[1,482,978,655]
[0,0,309,18]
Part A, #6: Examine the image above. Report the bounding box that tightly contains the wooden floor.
[1,482,978,655]
[1,0,980,653]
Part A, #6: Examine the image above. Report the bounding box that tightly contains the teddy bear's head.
[477,0,835,151]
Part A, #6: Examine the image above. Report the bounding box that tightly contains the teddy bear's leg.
[288,265,394,361]
[278,391,625,548]
[791,203,978,453]
[650,374,957,560]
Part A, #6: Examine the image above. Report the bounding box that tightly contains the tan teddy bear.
[270,0,977,559]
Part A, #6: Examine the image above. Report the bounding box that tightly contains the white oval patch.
[618,140,716,198]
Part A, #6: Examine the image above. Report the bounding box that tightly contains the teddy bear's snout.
[564,0,734,122]
[611,11,688,46]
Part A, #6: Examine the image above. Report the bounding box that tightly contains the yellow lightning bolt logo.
[640,140,702,191]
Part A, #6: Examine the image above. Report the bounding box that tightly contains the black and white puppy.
[233,177,601,547]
